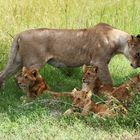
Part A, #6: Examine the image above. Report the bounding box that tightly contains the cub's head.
[71,88,92,108]
[16,67,40,90]
[128,34,140,68]
[82,64,98,84]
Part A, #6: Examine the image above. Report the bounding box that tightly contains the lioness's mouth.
[130,63,138,69]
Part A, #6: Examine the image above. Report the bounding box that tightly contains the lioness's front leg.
[99,65,113,85]
[91,62,113,85]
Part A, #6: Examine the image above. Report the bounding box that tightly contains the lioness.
[1,23,140,87]
[82,64,140,102]
[16,67,71,100]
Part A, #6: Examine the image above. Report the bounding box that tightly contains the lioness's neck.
[115,30,130,57]
[108,29,130,57]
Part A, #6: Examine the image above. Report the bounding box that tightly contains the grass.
[0,0,140,139]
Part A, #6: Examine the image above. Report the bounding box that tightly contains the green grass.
[0,0,140,139]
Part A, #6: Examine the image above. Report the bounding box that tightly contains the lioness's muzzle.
[130,63,138,69]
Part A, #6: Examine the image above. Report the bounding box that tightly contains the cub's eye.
[136,52,140,57]
[87,72,90,75]
[24,76,28,79]
[77,98,80,101]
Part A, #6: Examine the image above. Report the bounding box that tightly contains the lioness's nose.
[130,63,137,69]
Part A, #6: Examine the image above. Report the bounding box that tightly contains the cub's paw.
[20,96,33,103]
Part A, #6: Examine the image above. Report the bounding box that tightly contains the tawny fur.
[16,67,72,100]
[1,23,140,87]
[82,64,114,93]
[82,64,140,102]
[64,89,114,117]
[111,75,140,101]
[16,67,49,99]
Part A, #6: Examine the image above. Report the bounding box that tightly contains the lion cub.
[111,75,140,101]
[16,67,72,100]
[16,67,49,99]
[82,64,140,102]
[64,88,114,117]
[82,64,114,93]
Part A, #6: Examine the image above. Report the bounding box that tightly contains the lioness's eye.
[136,52,140,57]
[87,72,90,75]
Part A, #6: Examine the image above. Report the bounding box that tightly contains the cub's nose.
[15,80,22,88]
[18,81,22,85]
[82,78,85,82]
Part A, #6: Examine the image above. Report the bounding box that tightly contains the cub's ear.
[22,67,27,72]
[31,69,39,77]
[72,88,77,92]
[94,66,98,73]
[82,64,87,73]
[91,65,98,73]
[71,88,78,96]
[87,90,92,99]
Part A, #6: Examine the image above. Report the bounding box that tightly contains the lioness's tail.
[7,34,20,66]
[0,34,21,83]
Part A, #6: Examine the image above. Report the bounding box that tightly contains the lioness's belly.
[47,58,90,68]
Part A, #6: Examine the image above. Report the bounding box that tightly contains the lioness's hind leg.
[0,61,21,87]
[0,35,21,88]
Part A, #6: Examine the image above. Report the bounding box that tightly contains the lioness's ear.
[128,35,136,46]
[22,67,27,72]
[136,34,140,39]
[82,64,87,73]
[87,90,92,99]
[32,69,38,77]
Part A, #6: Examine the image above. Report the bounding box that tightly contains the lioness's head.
[71,88,92,108]
[16,67,40,90]
[82,64,98,84]
[128,34,140,68]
